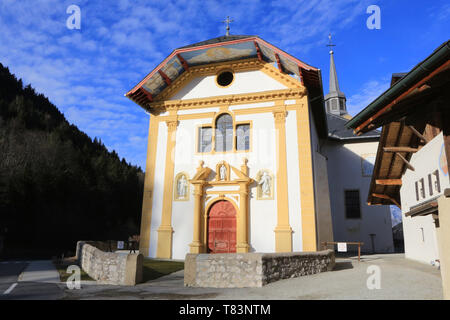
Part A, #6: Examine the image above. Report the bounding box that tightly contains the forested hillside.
[0,63,144,258]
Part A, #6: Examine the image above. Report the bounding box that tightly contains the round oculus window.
[216,71,234,87]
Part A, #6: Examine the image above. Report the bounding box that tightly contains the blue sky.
[0,0,449,170]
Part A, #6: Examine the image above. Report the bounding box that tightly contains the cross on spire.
[222,16,234,36]
[326,33,336,53]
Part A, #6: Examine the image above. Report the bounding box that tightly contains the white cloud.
[0,0,384,169]
[346,78,390,116]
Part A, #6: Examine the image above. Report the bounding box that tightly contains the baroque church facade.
[127,35,393,259]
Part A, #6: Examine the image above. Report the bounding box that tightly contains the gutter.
[346,40,450,131]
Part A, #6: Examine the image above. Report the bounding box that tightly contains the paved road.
[63,253,443,300]
[0,260,64,300]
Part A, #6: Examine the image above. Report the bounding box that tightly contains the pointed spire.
[325,33,347,116]
[327,33,341,95]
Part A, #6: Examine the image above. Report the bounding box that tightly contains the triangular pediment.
[159,59,302,102]
[126,36,321,110]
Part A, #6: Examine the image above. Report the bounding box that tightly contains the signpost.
[337,242,347,252]
[321,241,364,262]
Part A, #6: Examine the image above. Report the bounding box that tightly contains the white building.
[345,40,450,269]
[126,34,393,259]
[323,45,394,253]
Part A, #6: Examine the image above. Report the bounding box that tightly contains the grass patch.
[53,257,94,282]
[142,259,184,282]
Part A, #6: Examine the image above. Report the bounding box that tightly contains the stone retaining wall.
[76,241,143,286]
[184,250,335,288]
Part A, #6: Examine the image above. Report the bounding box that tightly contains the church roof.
[126,35,320,101]
[126,34,329,138]
[326,112,380,141]
[177,35,256,49]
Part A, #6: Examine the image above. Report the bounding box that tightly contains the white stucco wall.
[240,112,278,253]
[147,102,308,258]
[146,68,305,259]
[170,70,287,100]
[309,108,334,248]
[285,110,302,252]
[148,121,168,257]
[323,140,394,253]
[399,132,448,264]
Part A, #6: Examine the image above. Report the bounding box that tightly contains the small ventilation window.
[216,71,234,87]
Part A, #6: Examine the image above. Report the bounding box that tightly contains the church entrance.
[207,200,236,253]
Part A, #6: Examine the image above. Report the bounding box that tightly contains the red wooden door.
[208,200,236,253]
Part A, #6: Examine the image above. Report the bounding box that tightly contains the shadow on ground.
[332,261,353,271]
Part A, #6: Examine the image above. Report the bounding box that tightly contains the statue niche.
[256,170,274,200]
[174,172,190,201]
[215,161,230,182]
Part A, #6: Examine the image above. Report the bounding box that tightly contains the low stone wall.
[76,241,143,286]
[185,250,335,288]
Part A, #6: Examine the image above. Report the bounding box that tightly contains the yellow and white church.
[126,34,394,259]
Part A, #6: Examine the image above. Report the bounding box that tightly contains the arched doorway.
[207,200,236,253]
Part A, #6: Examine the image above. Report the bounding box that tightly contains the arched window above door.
[215,113,233,152]
[197,112,251,154]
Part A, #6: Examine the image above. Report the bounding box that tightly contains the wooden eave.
[359,66,450,133]
[367,121,420,207]
[404,200,438,217]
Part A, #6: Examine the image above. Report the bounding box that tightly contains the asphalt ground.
[0,260,64,300]
[62,253,443,300]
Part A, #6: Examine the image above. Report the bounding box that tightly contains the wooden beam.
[298,66,304,86]
[139,87,153,102]
[176,54,189,71]
[444,188,450,198]
[274,53,283,73]
[375,179,402,186]
[383,147,418,153]
[421,107,442,141]
[254,41,263,62]
[158,70,172,86]
[372,193,401,209]
[383,122,404,197]
[443,107,450,179]
[395,152,415,171]
[408,125,429,143]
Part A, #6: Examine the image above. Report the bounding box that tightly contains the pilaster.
[156,116,178,259]
[273,105,293,252]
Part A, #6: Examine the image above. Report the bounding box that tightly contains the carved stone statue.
[258,172,271,197]
[177,175,188,199]
[219,164,227,181]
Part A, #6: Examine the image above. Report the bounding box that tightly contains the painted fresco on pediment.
[258,43,276,63]
[259,43,300,76]
[143,72,166,95]
[160,57,184,79]
[180,42,256,66]
[278,54,300,75]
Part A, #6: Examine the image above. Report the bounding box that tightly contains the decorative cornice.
[149,88,306,113]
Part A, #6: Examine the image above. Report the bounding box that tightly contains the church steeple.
[325,34,347,116]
